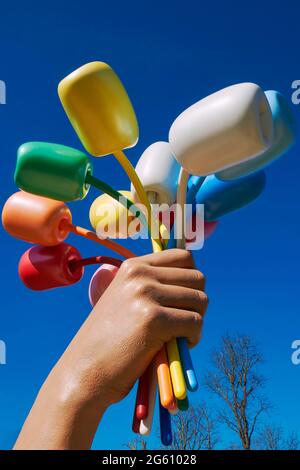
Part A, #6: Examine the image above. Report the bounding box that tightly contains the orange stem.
[61,220,136,259]
[155,346,175,408]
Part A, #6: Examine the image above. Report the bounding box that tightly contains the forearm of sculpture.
[13,360,109,450]
[14,249,208,450]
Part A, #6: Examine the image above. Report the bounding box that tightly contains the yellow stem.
[113,150,162,253]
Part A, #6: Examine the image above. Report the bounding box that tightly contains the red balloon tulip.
[18,243,83,290]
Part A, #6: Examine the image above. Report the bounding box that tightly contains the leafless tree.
[169,404,219,450]
[254,425,299,450]
[126,404,218,450]
[127,334,297,451]
[285,431,300,450]
[205,334,272,449]
[254,424,283,450]
[126,437,148,450]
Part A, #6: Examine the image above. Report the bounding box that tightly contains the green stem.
[85,173,148,230]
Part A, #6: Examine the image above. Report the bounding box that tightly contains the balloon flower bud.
[217,90,297,180]
[58,61,139,157]
[185,217,219,249]
[2,191,72,246]
[89,191,140,239]
[204,220,219,239]
[15,142,93,201]
[18,243,83,290]
[169,83,273,175]
[195,171,266,221]
[89,264,119,306]
[131,142,180,206]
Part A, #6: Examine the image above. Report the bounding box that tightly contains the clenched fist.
[15,249,208,450]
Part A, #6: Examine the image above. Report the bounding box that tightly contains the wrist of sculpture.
[49,350,112,415]
[14,358,109,450]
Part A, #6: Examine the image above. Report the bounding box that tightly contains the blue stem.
[159,402,172,446]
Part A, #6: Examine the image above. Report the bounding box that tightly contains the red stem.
[69,256,123,272]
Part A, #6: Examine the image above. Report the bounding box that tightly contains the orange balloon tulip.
[2,191,72,246]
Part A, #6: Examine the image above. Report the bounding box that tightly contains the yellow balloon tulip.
[58,62,139,157]
[89,191,141,239]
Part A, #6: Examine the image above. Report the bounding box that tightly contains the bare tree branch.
[125,437,148,450]
[285,431,300,450]
[169,404,219,450]
[205,333,271,449]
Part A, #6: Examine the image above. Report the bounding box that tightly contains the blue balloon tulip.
[216,90,296,180]
[194,171,266,221]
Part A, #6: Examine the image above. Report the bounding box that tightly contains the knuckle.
[121,258,143,278]
[141,303,155,322]
[142,304,162,329]
[192,269,205,285]
[192,312,203,333]
[121,258,135,276]
[202,293,209,310]
[180,249,195,266]
[195,291,209,309]
[193,311,203,325]
[133,280,156,298]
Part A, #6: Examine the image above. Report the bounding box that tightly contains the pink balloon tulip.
[186,215,219,245]
[204,220,219,239]
[89,264,119,306]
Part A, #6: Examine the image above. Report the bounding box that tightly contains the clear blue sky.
[0,0,299,450]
